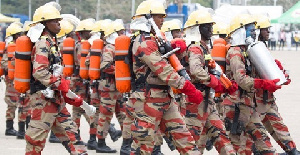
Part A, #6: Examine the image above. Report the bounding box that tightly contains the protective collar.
[5,36,13,46]
[27,23,45,42]
[105,32,118,45]
[130,16,151,33]
[184,25,201,46]
[165,31,173,42]
[230,27,246,46]
[88,32,101,45]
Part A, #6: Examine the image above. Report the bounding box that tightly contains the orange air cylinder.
[0,42,5,76]
[7,43,16,80]
[169,54,191,81]
[62,37,75,77]
[79,40,91,79]
[211,38,227,72]
[89,39,103,80]
[14,36,33,93]
[115,35,131,93]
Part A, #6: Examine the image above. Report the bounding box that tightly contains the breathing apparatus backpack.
[14,36,33,93]
[62,37,75,77]
[89,39,104,80]
[0,41,5,76]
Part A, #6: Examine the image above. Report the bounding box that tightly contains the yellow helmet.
[133,0,166,18]
[32,5,62,25]
[6,22,23,38]
[76,18,95,32]
[213,22,229,35]
[23,21,33,32]
[184,9,215,29]
[104,21,125,37]
[254,15,271,29]
[57,20,74,38]
[229,13,256,34]
[161,20,181,32]
[91,19,112,33]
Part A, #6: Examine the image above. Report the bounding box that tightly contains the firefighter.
[222,13,281,154]
[1,22,25,138]
[181,9,237,154]
[48,14,80,144]
[95,20,126,153]
[24,2,87,154]
[128,0,203,154]
[249,14,300,155]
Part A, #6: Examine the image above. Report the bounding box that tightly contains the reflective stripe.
[116,77,131,80]
[212,57,226,61]
[91,49,102,52]
[80,67,88,70]
[115,50,128,54]
[64,65,74,68]
[89,68,100,71]
[81,50,89,52]
[14,78,30,82]
[8,69,15,71]
[63,47,74,50]
[15,51,31,55]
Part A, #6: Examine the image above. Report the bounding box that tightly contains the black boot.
[5,120,17,136]
[108,123,122,142]
[87,134,98,150]
[288,148,300,155]
[152,145,164,155]
[120,138,133,155]
[49,131,60,143]
[163,136,175,151]
[16,122,25,139]
[25,116,31,129]
[96,138,117,153]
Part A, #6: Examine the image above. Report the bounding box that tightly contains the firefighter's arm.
[32,40,61,89]
[85,52,90,67]
[138,40,186,89]
[188,46,210,84]
[0,49,8,71]
[100,46,114,74]
[74,43,80,66]
[228,48,254,92]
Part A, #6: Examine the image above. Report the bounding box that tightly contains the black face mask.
[199,23,213,40]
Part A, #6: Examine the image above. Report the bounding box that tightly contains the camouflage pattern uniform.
[246,72,297,153]
[97,43,125,139]
[129,32,200,155]
[181,41,235,155]
[222,46,276,154]
[25,32,87,155]
[71,40,91,132]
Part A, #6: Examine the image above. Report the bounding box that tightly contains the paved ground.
[0,48,299,155]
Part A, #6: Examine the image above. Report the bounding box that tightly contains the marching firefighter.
[128,0,203,154]
[95,20,126,153]
[25,2,88,154]
[181,9,237,154]
[249,14,300,155]
[47,14,80,144]
[222,13,281,154]
[72,18,95,145]
[1,22,24,137]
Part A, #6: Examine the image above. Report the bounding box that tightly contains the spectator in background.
[279,29,286,50]
[270,31,276,50]
[294,31,300,51]
[286,30,292,51]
